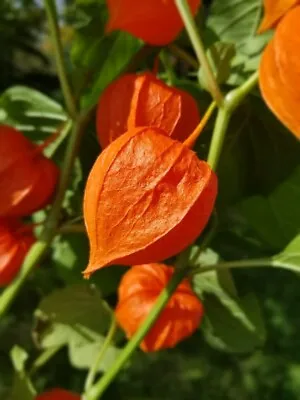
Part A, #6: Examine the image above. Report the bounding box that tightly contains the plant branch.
[44,0,77,118]
[168,44,199,69]
[0,110,93,318]
[207,71,259,171]
[184,101,217,148]
[175,0,223,106]
[84,317,117,394]
[191,257,274,276]
[86,267,188,400]
[29,345,63,376]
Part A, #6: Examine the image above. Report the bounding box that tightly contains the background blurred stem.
[44,0,77,118]
[84,317,117,394]
[175,0,223,106]
[207,71,259,171]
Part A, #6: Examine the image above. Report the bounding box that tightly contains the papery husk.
[259,6,300,139]
[96,72,200,148]
[0,218,35,286]
[83,126,217,278]
[257,0,299,33]
[115,263,204,352]
[106,0,201,46]
[0,125,59,217]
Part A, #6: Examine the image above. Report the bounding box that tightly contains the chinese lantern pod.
[83,126,217,278]
[0,125,59,217]
[35,388,81,400]
[257,0,299,33]
[116,263,204,352]
[96,72,200,148]
[259,6,300,139]
[0,218,35,286]
[106,0,201,46]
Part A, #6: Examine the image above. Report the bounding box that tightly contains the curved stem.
[86,267,188,400]
[206,106,230,171]
[183,101,217,148]
[168,44,198,69]
[207,71,259,171]
[29,345,63,376]
[44,0,77,118]
[84,317,117,393]
[191,258,273,276]
[175,0,223,106]
[0,110,92,318]
[160,50,176,86]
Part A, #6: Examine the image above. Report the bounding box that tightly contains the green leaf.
[81,31,142,108]
[273,235,300,273]
[68,335,121,371]
[51,234,89,284]
[193,272,266,353]
[0,86,67,140]
[37,284,111,331]
[198,42,236,88]
[9,346,36,400]
[34,284,121,372]
[206,0,272,84]
[238,165,300,251]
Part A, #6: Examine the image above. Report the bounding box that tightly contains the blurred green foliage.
[1,0,300,399]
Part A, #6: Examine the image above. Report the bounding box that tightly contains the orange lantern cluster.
[96,72,200,148]
[35,388,80,400]
[83,0,217,352]
[0,124,59,286]
[259,6,300,139]
[86,56,216,348]
[116,264,204,351]
[106,0,202,46]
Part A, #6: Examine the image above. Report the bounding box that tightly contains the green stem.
[0,111,92,317]
[191,257,273,275]
[168,44,199,69]
[86,267,188,400]
[206,106,230,171]
[174,0,223,106]
[160,50,176,86]
[207,71,259,171]
[84,317,117,393]
[58,223,86,234]
[44,0,77,118]
[29,345,62,376]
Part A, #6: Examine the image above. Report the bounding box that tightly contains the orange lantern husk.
[96,72,200,148]
[106,0,201,46]
[257,0,299,33]
[259,6,300,139]
[0,125,59,217]
[0,218,35,286]
[35,389,80,400]
[83,126,217,278]
[115,263,204,352]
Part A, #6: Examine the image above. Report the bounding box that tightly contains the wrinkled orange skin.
[96,72,200,148]
[259,6,300,139]
[106,0,201,46]
[257,0,299,33]
[83,126,217,278]
[116,263,204,352]
[35,388,80,400]
[0,125,59,217]
[0,218,35,286]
